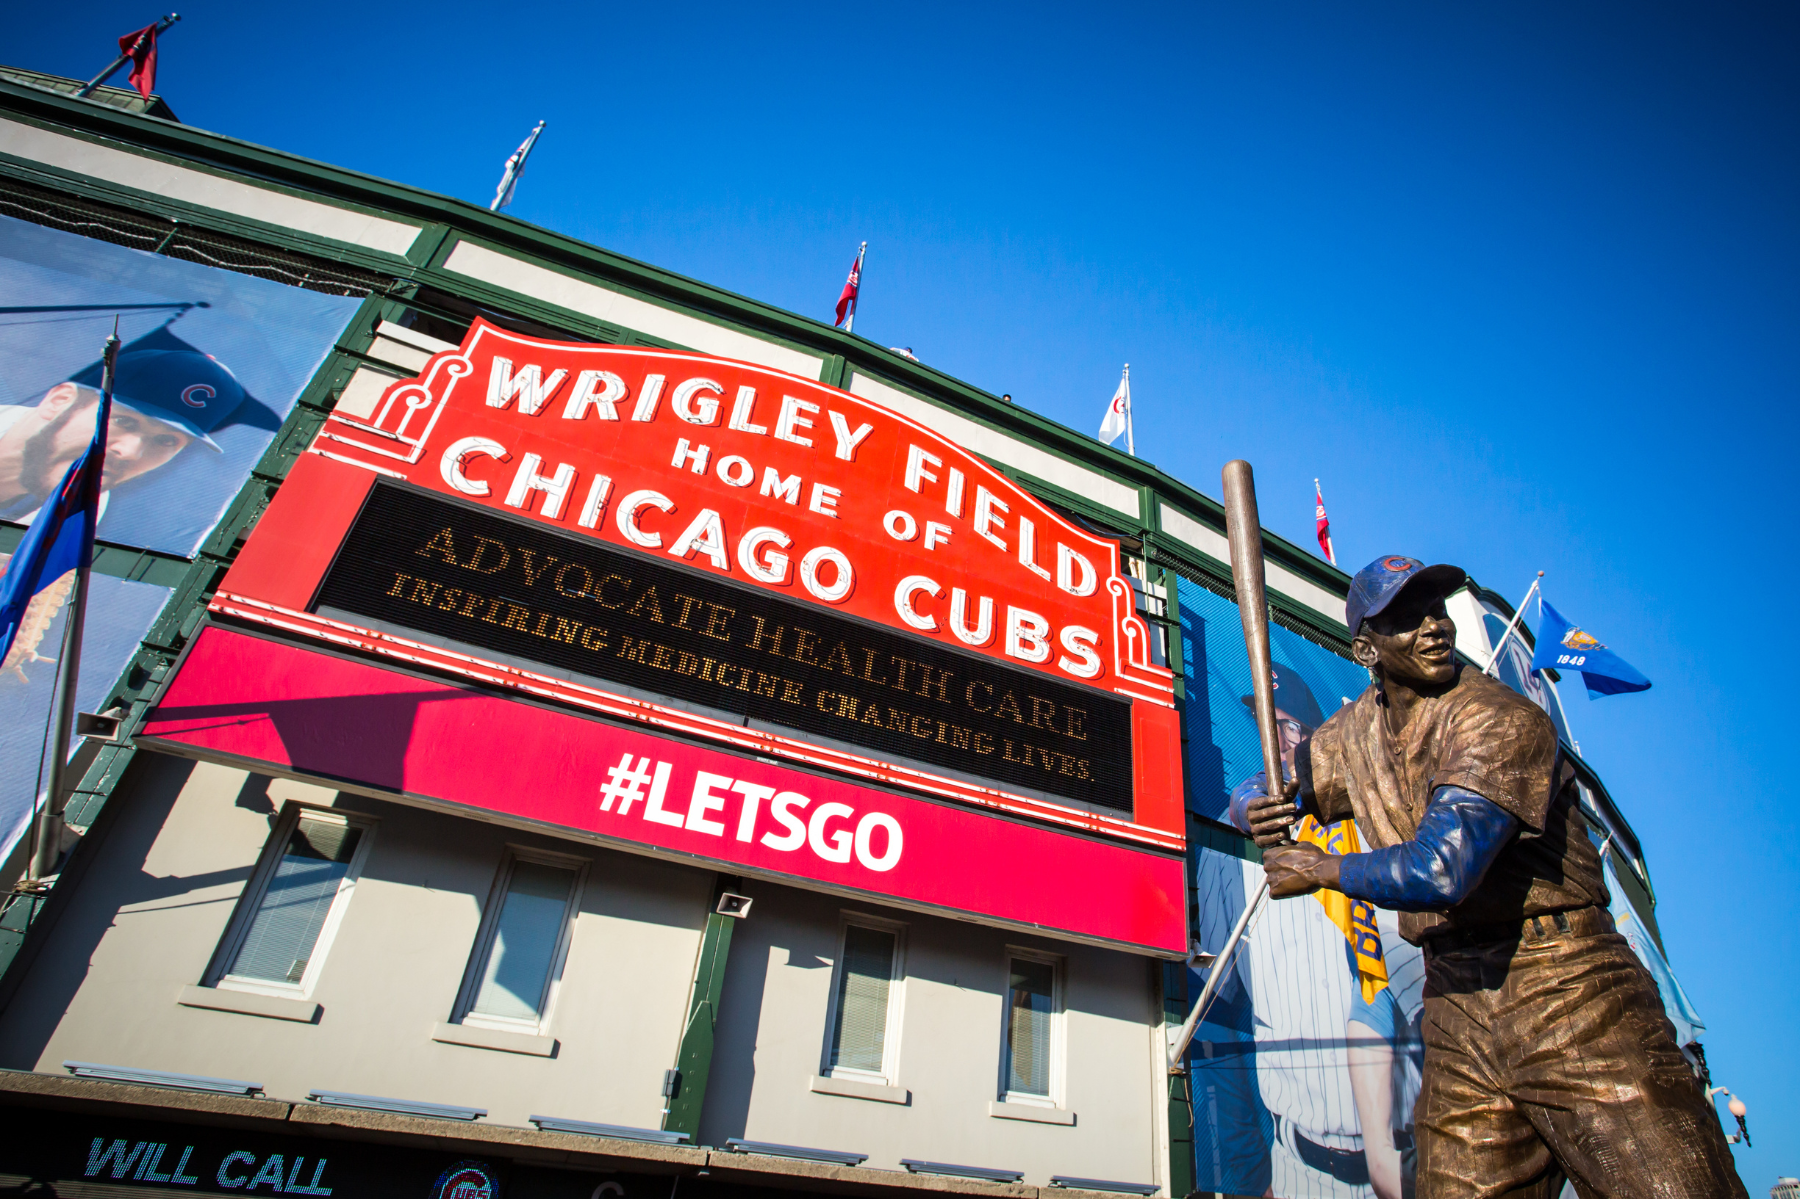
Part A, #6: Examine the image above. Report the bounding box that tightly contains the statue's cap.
[1346,556,1466,636]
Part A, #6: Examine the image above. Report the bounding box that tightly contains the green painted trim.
[1160,960,1197,1198]
[663,877,740,1139]
[0,525,191,589]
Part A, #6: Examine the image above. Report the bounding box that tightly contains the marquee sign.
[147,321,1185,951]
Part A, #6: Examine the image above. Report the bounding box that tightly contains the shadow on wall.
[0,754,259,1069]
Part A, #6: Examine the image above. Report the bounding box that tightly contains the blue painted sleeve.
[1226,761,1302,836]
[1334,786,1517,912]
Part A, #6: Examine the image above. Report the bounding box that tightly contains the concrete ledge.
[432,1021,556,1057]
[177,984,320,1024]
[707,1151,1035,1196]
[989,1099,1076,1125]
[810,1074,910,1105]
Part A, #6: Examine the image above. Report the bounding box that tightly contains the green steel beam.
[662,877,741,1140]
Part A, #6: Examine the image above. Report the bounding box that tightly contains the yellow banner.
[1295,815,1389,1004]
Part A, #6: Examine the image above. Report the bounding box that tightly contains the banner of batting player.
[1175,576,1709,1197]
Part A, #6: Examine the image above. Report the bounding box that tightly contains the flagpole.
[1122,364,1135,458]
[844,242,866,334]
[76,13,180,98]
[27,328,119,881]
[1482,571,1543,678]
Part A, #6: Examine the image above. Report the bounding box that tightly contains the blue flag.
[0,385,111,667]
[1531,600,1650,698]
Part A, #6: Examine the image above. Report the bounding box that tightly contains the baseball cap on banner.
[1346,555,1467,636]
[67,324,281,451]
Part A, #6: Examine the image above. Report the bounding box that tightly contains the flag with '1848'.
[1531,600,1651,698]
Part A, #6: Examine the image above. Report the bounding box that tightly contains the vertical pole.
[1482,572,1543,678]
[662,876,741,1140]
[843,242,866,334]
[1123,364,1135,458]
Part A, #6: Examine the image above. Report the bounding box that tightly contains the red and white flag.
[116,21,163,99]
[835,242,866,331]
[1314,479,1336,565]
[1098,365,1133,455]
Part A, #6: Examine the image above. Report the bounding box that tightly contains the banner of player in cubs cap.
[0,214,361,864]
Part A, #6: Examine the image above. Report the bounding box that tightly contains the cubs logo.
[1562,627,1604,651]
[1382,556,1417,572]
[180,383,215,409]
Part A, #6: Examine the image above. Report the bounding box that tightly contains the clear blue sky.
[15,1,1798,1186]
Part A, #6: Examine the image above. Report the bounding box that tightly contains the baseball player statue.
[1235,554,1744,1198]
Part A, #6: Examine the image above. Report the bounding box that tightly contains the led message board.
[317,483,1133,810]
[153,319,1186,952]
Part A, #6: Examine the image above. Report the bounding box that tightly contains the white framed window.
[205,805,375,999]
[997,948,1063,1107]
[449,848,587,1035]
[822,914,906,1085]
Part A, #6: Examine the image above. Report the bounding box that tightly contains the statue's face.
[1353,589,1458,687]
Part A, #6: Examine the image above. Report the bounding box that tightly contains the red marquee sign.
[153,322,1186,951]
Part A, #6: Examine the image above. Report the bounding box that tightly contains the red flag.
[118,22,161,99]
[1314,479,1336,566]
[834,243,865,329]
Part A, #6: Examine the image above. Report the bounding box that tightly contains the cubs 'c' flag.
[0,340,114,667]
[1531,600,1651,698]
[1098,364,1134,456]
[1313,479,1336,565]
[835,242,866,332]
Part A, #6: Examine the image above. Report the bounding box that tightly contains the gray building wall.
[0,748,1168,1190]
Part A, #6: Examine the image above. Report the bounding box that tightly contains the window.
[824,917,904,1083]
[209,807,373,997]
[999,952,1062,1105]
[452,851,585,1033]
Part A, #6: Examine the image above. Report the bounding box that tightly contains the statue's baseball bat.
[1168,460,1289,1072]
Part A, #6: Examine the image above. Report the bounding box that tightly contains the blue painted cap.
[1345,555,1466,636]
[67,324,280,451]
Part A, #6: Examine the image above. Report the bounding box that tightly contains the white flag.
[1098,365,1132,454]
[491,121,546,212]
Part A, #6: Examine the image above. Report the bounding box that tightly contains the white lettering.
[671,437,710,473]
[643,762,686,827]
[1017,516,1051,580]
[883,509,918,541]
[631,374,666,421]
[563,369,625,420]
[486,357,567,415]
[799,546,854,603]
[732,782,775,842]
[672,377,723,425]
[578,474,613,529]
[716,454,754,487]
[618,489,674,548]
[808,482,841,518]
[807,802,855,863]
[760,467,801,505]
[775,395,818,446]
[974,485,1008,550]
[945,467,965,518]
[668,508,730,569]
[895,575,940,631]
[1057,544,1097,596]
[728,385,768,434]
[761,791,810,851]
[737,526,792,584]
[854,812,903,872]
[924,521,952,551]
[504,452,576,518]
[685,772,732,836]
[828,411,875,461]
[440,436,507,497]
[1058,625,1101,678]
[1006,606,1051,663]
[951,589,993,646]
[904,444,941,493]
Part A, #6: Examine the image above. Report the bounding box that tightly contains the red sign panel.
[140,627,1185,956]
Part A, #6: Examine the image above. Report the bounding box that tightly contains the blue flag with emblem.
[1531,600,1651,698]
[0,368,111,668]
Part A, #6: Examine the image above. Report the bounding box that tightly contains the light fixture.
[902,1159,1024,1184]
[306,1090,485,1121]
[64,1061,261,1096]
[724,1139,866,1167]
[530,1116,691,1145]
[715,893,753,918]
[1048,1177,1160,1196]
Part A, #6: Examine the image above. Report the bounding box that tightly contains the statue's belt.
[1423,905,1613,955]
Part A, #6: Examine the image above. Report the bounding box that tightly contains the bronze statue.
[1236,554,1744,1199]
